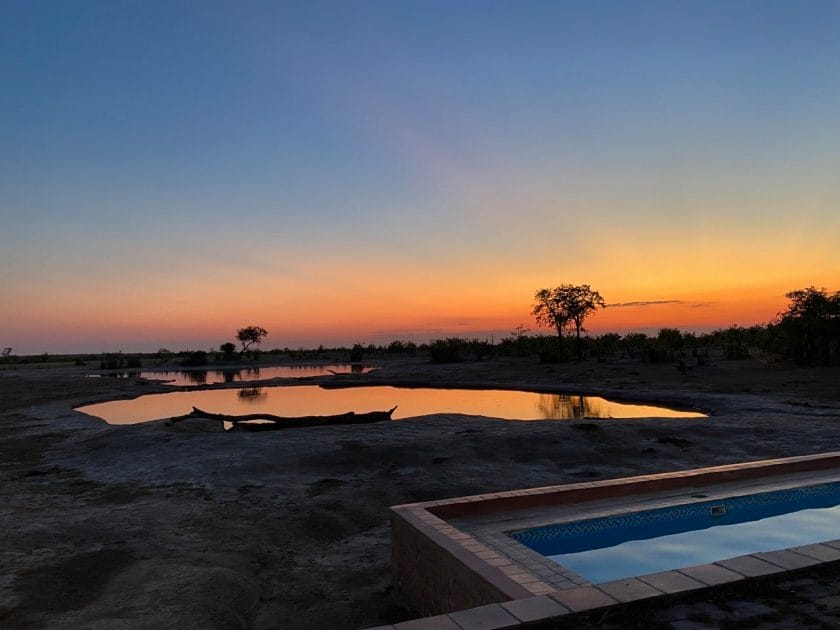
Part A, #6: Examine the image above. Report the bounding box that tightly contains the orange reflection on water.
[77,386,704,425]
[139,364,377,386]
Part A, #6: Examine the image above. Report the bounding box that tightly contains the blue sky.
[2,1,839,353]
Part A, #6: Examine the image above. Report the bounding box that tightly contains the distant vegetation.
[1,287,837,368]
[775,287,840,366]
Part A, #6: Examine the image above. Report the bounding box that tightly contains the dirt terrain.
[1,357,840,629]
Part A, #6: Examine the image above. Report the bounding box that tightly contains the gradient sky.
[2,1,839,353]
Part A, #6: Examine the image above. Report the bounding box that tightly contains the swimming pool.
[390,453,840,619]
[512,482,840,583]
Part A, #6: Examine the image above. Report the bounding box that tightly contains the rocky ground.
[1,356,839,629]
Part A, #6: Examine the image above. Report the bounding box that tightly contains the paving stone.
[501,595,569,623]
[549,586,618,612]
[394,615,460,630]
[637,570,705,594]
[678,563,743,586]
[447,603,520,630]
[790,543,840,563]
[754,549,820,570]
[598,577,665,603]
[716,555,785,577]
[485,559,515,568]
[507,572,541,584]
[523,582,556,595]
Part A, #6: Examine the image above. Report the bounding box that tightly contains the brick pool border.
[380,451,840,629]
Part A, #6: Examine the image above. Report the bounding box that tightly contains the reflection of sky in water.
[550,505,840,583]
[138,364,377,386]
[77,386,705,425]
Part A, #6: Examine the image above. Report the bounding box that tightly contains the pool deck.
[377,451,840,629]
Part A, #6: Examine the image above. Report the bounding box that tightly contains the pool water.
[512,483,840,583]
[76,385,705,425]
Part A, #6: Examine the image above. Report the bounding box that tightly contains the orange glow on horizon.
[4,246,836,352]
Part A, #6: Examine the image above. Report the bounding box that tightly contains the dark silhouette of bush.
[621,333,650,359]
[429,338,465,363]
[350,344,364,362]
[428,338,494,363]
[181,351,208,366]
[591,333,621,361]
[220,342,237,361]
[100,353,125,370]
[776,287,840,365]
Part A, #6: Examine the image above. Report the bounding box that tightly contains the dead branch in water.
[164,405,397,431]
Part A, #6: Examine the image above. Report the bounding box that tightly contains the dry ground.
[1,356,839,629]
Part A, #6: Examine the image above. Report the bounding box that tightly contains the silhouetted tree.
[532,288,571,353]
[220,342,237,360]
[532,284,606,359]
[777,287,840,365]
[1,347,11,357]
[236,326,268,354]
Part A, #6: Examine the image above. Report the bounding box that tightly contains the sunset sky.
[2,1,839,354]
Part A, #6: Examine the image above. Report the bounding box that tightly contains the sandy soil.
[1,357,839,629]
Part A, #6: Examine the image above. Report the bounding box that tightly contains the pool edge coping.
[382,451,840,629]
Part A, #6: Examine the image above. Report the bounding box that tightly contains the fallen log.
[165,405,397,431]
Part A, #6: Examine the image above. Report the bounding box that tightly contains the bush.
[536,336,566,363]
[724,343,751,360]
[429,338,464,363]
[100,353,124,370]
[180,351,208,366]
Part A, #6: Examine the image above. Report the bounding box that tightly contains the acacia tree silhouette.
[532,285,606,359]
[236,326,268,354]
[532,288,570,353]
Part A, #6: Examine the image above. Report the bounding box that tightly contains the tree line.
[1,287,837,367]
[523,284,839,366]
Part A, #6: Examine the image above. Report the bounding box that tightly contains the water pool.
[76,385,705,425]
[512,482,840,583]
[89,364,378,385]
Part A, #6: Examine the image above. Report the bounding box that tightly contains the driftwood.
[165,405,397,431]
